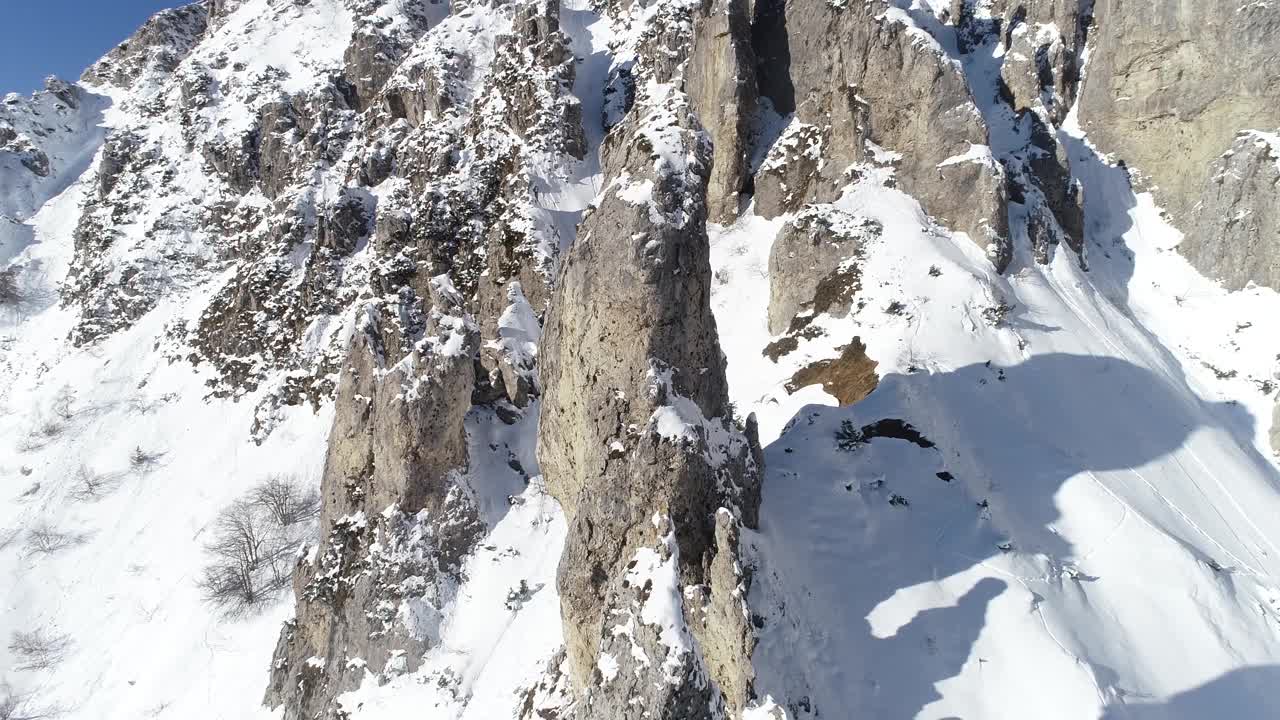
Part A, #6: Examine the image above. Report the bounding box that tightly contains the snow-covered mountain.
[2,0,1279,718]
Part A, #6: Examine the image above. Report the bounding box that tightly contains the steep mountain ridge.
[2,1,1280,719]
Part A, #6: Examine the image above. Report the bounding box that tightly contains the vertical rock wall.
[1079,1,1280,289]
[537,2,763,717]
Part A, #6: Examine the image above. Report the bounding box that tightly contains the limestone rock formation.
[1183,131,1280,292]
[1079,1,1280,280]
[956,0,1086,124]
[81,3,211,89]
[946,0,1088,265]
[687,0,758,223]
[246,1,589,716]
[14,0,1280,718]
[753,0,1009,265]
[265,278,481,719]
[767,206,880,335]
[537,5,763,716]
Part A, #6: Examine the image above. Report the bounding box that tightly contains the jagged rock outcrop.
[955,0,1086,124]
[265,278,482,719]
[752,0,1009,266]
[1183,131,1280,293]
[946,0,1088,264]
[10,0,1280,717]
[767,206,879,335]
[54,0,585,424]
[1079,1,1279,282]
[80,3,211,89]
[998,0,1089,260]
[257,0,588,716]
[537,6,763,715]
[687,0,758,222]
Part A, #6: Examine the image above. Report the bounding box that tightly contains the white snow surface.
[708,130,1280,720]
[3,1,1280,719]
[0,166,326,719]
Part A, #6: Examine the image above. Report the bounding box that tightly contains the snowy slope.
[0,2,359,718]
[0,153,329,719]
[708,110,1280,720]
[0,80,109,266]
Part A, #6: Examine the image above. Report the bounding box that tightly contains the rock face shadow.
[1099,665,1280,719]
[1059,129,1140,308]
[750,352,1280,719]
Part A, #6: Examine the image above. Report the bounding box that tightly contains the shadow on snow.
[751,352,1280,719]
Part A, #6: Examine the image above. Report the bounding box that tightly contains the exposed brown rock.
[265,278,481,719]
[1182,132,1280,292]
[767,205,879,335]
[786,339,879,405]
[537,17,762,714]
[687,0,759,222]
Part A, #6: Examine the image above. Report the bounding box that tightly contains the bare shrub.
[8,629,71,671]
[16,417,64,453]
[199,475,319,615]
[0,679,59,720]
[23,523,87,557]
[129,446,165,473]
[34,419,62,440]
[67,465,122,503]
[0,264,52,324]
[50,387,77,422]
[0,267,22,307]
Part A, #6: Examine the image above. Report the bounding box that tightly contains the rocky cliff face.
[246,1,589,714]
[1080,1,1280,262]
[263,280,482,718]
[536,1,763,714]
[755,0,1010,266]
[1184,132,1280,295]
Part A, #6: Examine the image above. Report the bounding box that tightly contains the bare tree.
[199,475,318,615]
[251,475,320,527]
[0,265,37,326]
[17,417,64,453]
[50,387,77,422]
[199,500,291,612]
[8,629,71,671]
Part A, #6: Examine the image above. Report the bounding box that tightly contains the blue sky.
[0,0,181,96]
